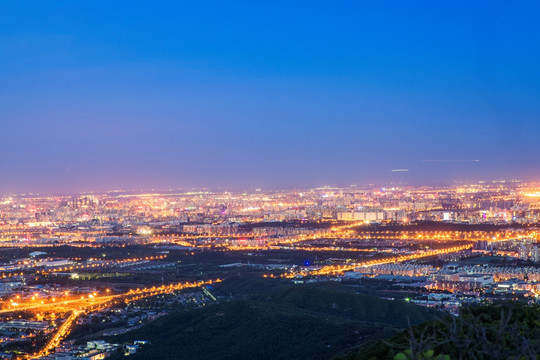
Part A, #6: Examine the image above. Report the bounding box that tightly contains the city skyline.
[2,3,540,358]
[2,1,540,192]
[2,173,540,358]
[0,178,530,197]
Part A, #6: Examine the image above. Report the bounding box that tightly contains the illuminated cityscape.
[0,181,538,357]
[3,1,540,359]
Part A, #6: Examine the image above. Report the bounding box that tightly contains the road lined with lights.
[284,244,473,277]
[7,279,222,359]
[30,310,81,359]
[2,279,220,315]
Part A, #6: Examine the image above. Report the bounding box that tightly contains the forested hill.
[339,301,540,360]
[106,279,437,360]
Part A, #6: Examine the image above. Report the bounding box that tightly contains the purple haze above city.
[1,1,540,193]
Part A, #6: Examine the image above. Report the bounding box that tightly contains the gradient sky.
[1,1,540,193]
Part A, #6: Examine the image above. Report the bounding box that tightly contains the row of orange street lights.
[24,278,221,359]
[283,244,473,278]
[39,255,167,275]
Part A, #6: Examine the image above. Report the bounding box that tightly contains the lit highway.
[2,279,222,359]
[284,244,473,277]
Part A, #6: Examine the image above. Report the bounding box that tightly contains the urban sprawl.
[1,180,540,359]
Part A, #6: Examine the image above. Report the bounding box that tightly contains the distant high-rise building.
[531,246,540,262]
[475,240,489,251]
[519,245,529,260]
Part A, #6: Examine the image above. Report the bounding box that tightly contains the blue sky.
[1,1,540,192]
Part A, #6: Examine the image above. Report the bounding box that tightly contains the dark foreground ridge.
[339,301,540,360]
[101,277,436,360]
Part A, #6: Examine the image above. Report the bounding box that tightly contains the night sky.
[1,1,540,193]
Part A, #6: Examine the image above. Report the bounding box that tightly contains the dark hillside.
[106,280,436,360]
